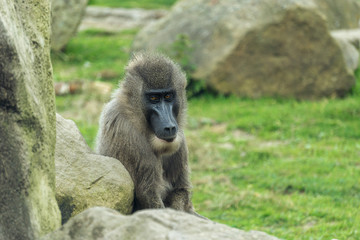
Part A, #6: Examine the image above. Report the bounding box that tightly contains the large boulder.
[313,0,360,30]
[331,29,360,72]
[55,114,134,224]
[331,29,360,50]
[332,35,359,72]
[133,0,359,99]
[42,207,280,240]
[51,0,88,51]
[0,1,61,239]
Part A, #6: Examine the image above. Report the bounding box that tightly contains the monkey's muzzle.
[149,102,178,142]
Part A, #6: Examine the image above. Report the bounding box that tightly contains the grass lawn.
[187,96,360,239]
[52,1,360,239]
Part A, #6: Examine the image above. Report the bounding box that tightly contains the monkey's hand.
[164,188,210,221]
[135,189,165,210]
[134,164,166,211]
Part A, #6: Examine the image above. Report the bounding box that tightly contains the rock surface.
[42,207,280,240]
[55,114,134,224]
[331,29,360,50]
[79,6,167,32]
[133,0,358,99]
[332,35,359,71]
[0,1,61,239]
[331,29,360,72]
[313,0,360,30]
[51,0,88,51]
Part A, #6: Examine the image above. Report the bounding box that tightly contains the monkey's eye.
[149,95,160,103]
[164,93,173,101]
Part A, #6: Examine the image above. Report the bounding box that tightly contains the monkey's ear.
[126,52,145,72]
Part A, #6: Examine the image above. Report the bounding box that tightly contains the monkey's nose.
[163,126,177,142]
[164,126,177,135]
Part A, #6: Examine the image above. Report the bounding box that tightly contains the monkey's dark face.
[144,88,179,142]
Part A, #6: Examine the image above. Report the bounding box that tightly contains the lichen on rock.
[0,0,61,239]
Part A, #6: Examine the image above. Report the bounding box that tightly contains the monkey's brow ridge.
[145,88,175,95]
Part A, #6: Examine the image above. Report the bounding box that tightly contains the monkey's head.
[122,52,187,155]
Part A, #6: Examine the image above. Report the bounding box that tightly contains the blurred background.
[50,0,360,239]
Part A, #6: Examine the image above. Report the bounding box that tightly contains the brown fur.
[96,52,197,214]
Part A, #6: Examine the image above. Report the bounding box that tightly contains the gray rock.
[331,28,360,72]
[55,114,134,224]
[313,0,360,30]
[0,0,61,239]
[133,0,357,99]
[79,6,167,32]
[51,0,88,51]
[331,29,360,50]
[333,36,359,71]
[42,207,280,240]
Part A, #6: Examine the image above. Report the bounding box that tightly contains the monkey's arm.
[96,110,165,211]
[162,138,209,220]
[133,157,166,211]
[119,139,166,211]
[104,135,165,211]
[162,137,193,211]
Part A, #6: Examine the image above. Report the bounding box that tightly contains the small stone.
[55,114,134,224]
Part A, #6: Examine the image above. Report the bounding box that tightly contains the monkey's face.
[145,88,179,141]
[124,52,186,155]
[144,88,181,155]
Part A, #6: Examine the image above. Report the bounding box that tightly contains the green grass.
[52,29,137,85]
[187,96,360,239]
[55,94,104,148]
[88,0,177,9]
[52,15,360,240]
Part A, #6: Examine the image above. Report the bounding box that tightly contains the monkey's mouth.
[164,138,175,143]
[158,136,175,143]
[154,132,177,143]
[151,135,181,156]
